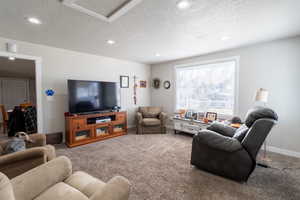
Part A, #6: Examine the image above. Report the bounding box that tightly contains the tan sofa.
[0,156,130,200]
[136,106,167,134]
[0,133,56,179]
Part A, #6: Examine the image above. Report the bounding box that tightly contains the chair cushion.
[233,124,249,142]
[245,107,278,127]
[65,171,105,198]
[34,182,89,200]
[142,118,161,126]
[139,107,161,118]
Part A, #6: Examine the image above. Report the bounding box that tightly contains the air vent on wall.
[62,0,143,23]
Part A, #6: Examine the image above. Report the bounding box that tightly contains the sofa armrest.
[207,122,236,137]
[0,173,15,200]
[136,112,143,124]
[11,156,72,200]
[0,147,47,166]
[194,130,242,152]
[90,176,130,200]
[159,112,167,126]
[43,145,56,161]
[26,133,46,148]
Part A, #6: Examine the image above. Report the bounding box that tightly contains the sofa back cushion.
[139,107,161,118]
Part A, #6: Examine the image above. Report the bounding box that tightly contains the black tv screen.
[68,80,120,114]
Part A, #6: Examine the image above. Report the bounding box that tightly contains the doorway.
[0,51,43,134]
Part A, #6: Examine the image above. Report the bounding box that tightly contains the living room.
[0,0,300,200]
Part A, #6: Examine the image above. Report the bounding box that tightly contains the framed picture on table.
[197,112,205,121]
[185,110,193,119]
[206,112,217,122]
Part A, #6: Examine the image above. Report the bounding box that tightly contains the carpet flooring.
[55,131,300,200]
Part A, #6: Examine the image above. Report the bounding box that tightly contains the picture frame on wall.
[206,112,217,122]
[120,76,129,88]
[163,80,171,89]
[140,80,147,88]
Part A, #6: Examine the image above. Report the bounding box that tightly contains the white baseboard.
[267,146,300,158]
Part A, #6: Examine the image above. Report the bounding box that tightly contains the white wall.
[0,37,151,134]
[151,36,300,154]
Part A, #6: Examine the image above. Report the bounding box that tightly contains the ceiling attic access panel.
[62,0,143,22]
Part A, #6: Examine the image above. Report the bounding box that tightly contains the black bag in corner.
[8,107,26,137]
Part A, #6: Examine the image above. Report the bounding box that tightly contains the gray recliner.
[191,107,278,182]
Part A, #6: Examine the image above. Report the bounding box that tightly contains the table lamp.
[255,88,269,105]
[254,88,270,166]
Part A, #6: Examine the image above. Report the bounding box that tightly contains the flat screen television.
[68,80,120,114]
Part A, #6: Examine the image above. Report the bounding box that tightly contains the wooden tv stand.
[65,111,127,147]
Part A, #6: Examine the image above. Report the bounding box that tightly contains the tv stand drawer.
[72,119,86,129]
[116,113,126,120]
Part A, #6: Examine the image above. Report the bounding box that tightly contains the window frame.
[174,56,239,119]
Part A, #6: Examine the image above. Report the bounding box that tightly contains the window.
[175,58,238,116]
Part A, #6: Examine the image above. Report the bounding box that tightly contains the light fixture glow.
[221,36,231,41]
[26,17,42,25]
[177,0,191,10]
[8,56,16,61]
[107,40,116,45]
[155,53,161,57]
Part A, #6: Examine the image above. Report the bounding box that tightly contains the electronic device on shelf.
[96,118,111,123]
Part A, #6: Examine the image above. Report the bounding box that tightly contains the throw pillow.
[233,125,249,142]
[4,138,26,154]
[3,132,32,154]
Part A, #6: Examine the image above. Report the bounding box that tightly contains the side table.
[173,117,211,135]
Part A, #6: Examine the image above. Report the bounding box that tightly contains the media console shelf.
[65,111,127,147]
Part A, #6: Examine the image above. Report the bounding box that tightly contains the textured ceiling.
[0,0,299,64]
[0,56,35,78]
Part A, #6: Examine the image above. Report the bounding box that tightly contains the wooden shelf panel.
[66,132,126,148]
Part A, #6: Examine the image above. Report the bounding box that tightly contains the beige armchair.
[0,156,130,200]
[0,133,56,179]
[136,106,167,134]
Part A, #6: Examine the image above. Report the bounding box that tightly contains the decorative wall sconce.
[45,89,55,101]
[153,78,160,89]
[163,80,171,89]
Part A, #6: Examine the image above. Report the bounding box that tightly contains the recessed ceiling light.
[26,17,42,25]
[107,40,116,45]
[8,56,16,61]
[155,53,161,57]
[177,0,191,10]
[221,36,231,41]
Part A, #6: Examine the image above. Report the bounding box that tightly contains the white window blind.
[176,59,237,116]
